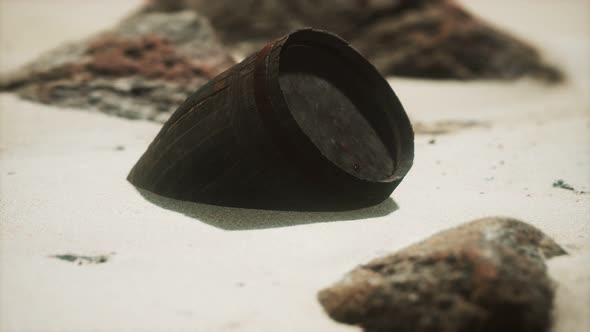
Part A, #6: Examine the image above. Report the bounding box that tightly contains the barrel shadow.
[136,188,399,230]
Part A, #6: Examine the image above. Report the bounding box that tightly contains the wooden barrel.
[128,29,414,211]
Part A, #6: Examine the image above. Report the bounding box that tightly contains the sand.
[1,0,589,331]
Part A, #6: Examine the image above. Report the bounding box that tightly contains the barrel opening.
[277,31,402,183]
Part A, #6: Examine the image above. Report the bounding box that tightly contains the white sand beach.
[1,0,589,331]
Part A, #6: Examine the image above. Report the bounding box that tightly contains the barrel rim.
[254,28,414,185]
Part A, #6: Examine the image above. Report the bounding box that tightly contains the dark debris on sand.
[51,253,114,265]
[553,179,575,191]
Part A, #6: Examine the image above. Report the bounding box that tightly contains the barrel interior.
[278,37,397,182]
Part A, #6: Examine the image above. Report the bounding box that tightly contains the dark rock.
[149,0,562,82]
[318,217,567,332]
[0,11,234,122]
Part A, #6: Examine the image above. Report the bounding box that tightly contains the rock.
[318,217,567,332]
[148,0,562,82]
[0,11,234,122]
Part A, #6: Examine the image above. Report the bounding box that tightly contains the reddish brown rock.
[148,0,562,82]
[318,217,567,332]
[0,11,234,122]
[86,35,221,80]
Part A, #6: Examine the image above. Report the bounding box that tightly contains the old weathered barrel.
[128,29,414,211]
